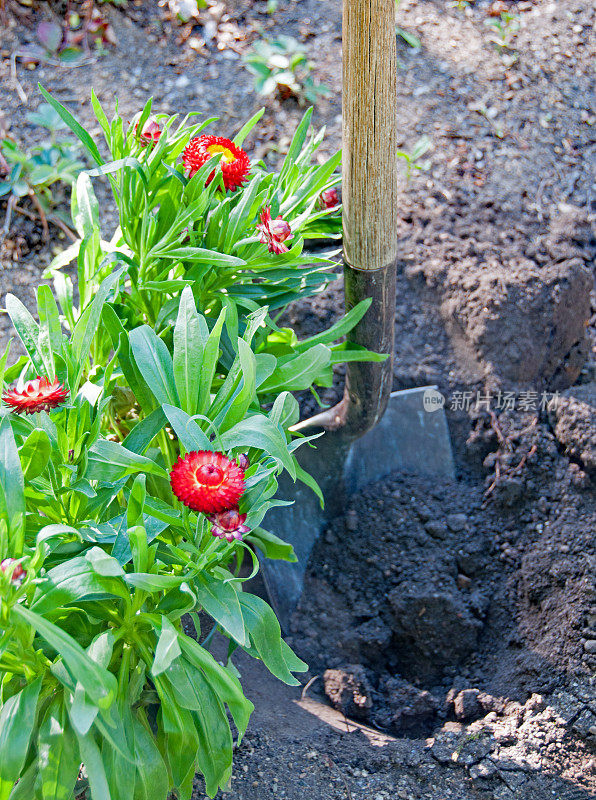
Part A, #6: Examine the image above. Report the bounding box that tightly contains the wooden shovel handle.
[342,0,398,271]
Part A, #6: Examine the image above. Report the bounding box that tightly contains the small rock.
[447,513,467,532]
[584,640,596,654]
[573,708,596,738]
[457,574,472,590]
[324,665,372,721]
[430,731,460,764]
[454,732,494,766]
[424,520,448,539]
[454,689,482,721]
[175,75,190,88]
[469,758,498,779]
[383,676,439,736]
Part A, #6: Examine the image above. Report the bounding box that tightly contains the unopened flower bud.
[256,206,294,255]
[135,118,162,147]
[208,507,250,543]
[319,188,339,209]
[237,453,250,471]
[1,559,25,583]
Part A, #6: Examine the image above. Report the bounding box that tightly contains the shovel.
[260,0,455,630]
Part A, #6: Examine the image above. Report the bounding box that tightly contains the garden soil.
[1,0,595,797]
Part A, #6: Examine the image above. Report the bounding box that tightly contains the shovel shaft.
[343,261,396,431]
[291,0,398,437]
[342,0,398,434]
[342,0,399,270]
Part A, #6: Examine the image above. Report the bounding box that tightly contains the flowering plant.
[0,280,311,800]
[0,88,384,800]
[41,90,342,326]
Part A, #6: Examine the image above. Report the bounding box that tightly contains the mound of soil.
[287,425,596,796]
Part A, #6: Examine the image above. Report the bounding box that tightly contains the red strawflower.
[182,135,250,192]
[170,450,245,513]
[319,187,339,209]
[1,559,25,584]
[135,118,162,147]
[256,206,293,254]
[209,507,250,543]
[2,377,69,415]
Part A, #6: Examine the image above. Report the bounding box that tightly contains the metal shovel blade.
[260,386,455,630]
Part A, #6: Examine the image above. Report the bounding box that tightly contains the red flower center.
[196,463,224,486]
[182,135,250,192]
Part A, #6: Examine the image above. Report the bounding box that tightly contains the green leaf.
[153,681,197,800]
[161,405,211,452]
[194,573,247,646]
[168,663,233,798]
[151,246,245,270]
[129,326,179,407]
[102,306,157,414]
[0,417,25,552]
[216,339,257,433]
[295,298,372,350]
[31,556,126,614]
[246,527,297,562]
[233,107,265,146]
[131,713,169,800]
[7,760,37,800]
[121,408,167,455]
[75,730,110,800]
[4,294,48,376]
[0,340,11,389]
[220,415,296,479]
[258,344,331,393]
[173,287,207,417]
[71,269,123,392]
[37,698,80,800]
[295,461,324,508]
[85,546,125,577]
[178,636,253,741]
[13,605,117,709]
[0,678,42,782]
[85,439,168,482]
[19,428,52,481]
[37,285,62,375]
[39,85,104,167]
[124,573,185,592]
[239,593,307,685]
[198,308,226,415]
[127,474,146,529]
[222,175,261,253]
[279,107,313,184]
[152,617,182,676]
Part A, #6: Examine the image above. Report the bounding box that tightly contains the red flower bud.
[319,187,339,209]
[135,118,162,147]
[1,559,25,583]
[256,206,293,254]
[209,508,250,543]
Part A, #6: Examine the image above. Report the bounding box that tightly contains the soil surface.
[2,0,596,798]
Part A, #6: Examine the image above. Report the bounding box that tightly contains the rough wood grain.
[343,0,398,270]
